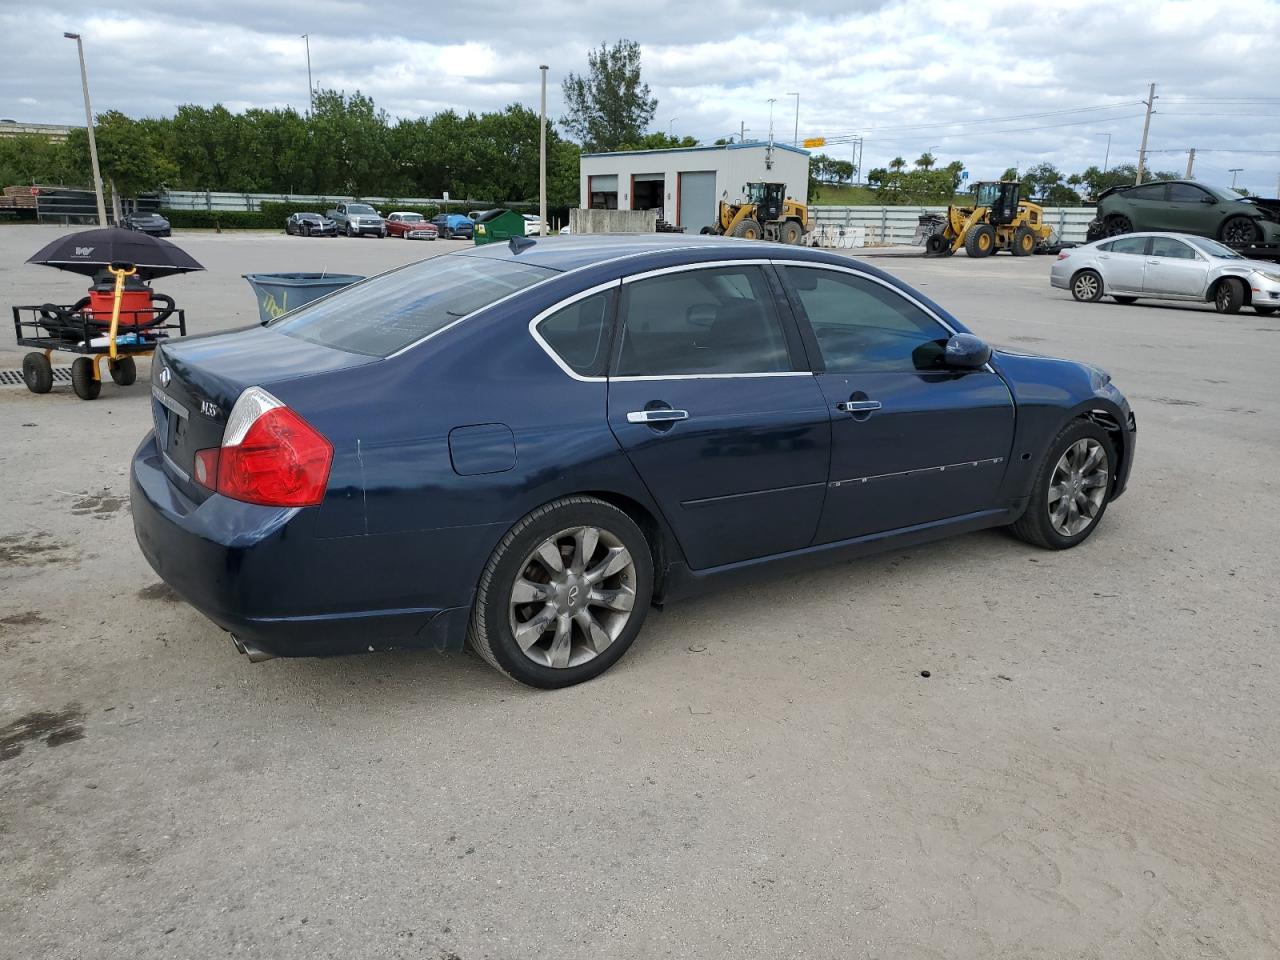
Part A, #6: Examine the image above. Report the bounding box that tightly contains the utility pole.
[1135,82,1157,184]
[302,34,314,114]
[538,65,548,236]
[1185,148,1195,179]
[739,121,749,143]
[64,32,106,226]
[1229,168,1243,190]
[787,92,799,147]
[1095,132,1111,172]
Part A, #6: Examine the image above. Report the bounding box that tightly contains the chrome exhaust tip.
[230,634,275,663]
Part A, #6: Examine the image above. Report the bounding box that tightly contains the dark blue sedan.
[132,235,1136,687]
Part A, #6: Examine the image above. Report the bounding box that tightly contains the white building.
[578,141,810,233]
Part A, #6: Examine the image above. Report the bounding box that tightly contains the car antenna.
[508,236,536,254]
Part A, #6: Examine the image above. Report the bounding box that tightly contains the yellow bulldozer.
[710,181,809,244]
[920,180,1052,257]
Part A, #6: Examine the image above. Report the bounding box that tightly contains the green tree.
[561,39,658,152]
[889,156,906,173]
[915,152,936,170]
[0,133,84,186]
[616,132,697,151]
[75,110,176,197]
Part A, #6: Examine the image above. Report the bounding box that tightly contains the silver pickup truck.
[326,201,386,238]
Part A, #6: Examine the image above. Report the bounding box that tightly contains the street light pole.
[1229,168,1243,190]
[64,32,106,226]
[787,92,799,147]
[1096,132,1111,171]
[302,34,314,114]
[668,116,679,139]
[539,64,548,236]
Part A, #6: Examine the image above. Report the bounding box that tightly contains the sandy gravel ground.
[1,225,1277,959]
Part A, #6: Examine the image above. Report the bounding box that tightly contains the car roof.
[452,233,863,274]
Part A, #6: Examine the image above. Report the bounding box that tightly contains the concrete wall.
[569,208,658,234]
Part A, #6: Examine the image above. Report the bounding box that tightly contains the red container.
[87,281,152,329]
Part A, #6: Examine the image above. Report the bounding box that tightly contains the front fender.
[991,351,1135,505]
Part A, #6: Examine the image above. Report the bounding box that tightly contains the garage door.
[678,171,717,232]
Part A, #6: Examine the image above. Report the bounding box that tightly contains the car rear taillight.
[194,387,332,507]
[1057,252,1069,260]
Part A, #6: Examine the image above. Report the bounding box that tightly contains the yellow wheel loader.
[921,181,1052,258]
[710,181,809,244]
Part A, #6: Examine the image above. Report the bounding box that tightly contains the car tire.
[781,220,803,245]
[1112,296,1138,304]
[1012,226,1036,257]
[468,496,654,689]
[1220,216,1260,245]
[1103,215,1132,237]
[1256,306,1277,317]
[1070,269,1104,302]
[108,356,137,386]
[70,357,100,401]
[346,224,355,237]
[1009,418,1116,550]
[22,352,53,394]
[964,224,996,257]
[1213,277,1245,314]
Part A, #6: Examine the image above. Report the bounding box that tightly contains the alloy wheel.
[508,526,637,668]
[1047,438,1109,536]
[1073,274,1099,300]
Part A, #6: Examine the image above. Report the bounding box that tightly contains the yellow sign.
[802,137,825,148]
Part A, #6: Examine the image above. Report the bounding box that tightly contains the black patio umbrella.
[27,226,204,280]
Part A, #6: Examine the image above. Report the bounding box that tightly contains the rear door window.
[1110,237,1150,256]
[1168,183,1209,203]
[616,266,794,376]
[270,256,556,358]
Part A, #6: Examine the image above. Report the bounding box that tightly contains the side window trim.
[610,260,810,380]
[527,279,621,382]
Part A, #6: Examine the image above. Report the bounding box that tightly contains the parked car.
[132,235,1135,688]
[384,212,438,240]
[1092,180,1280,246]
[522,214,547,236]
[120,212,171,237]
[430,213,474,240]
[327,202,386,237]
[1052,232,1280,315]
[285,212,337,237]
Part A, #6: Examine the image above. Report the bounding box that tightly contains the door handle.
[837,400,881,414]
[627,409,689,424]
[1146,259,1160,264]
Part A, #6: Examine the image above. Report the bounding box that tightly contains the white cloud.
[3,0,1278,190]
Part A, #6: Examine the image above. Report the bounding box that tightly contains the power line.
[826,112,1145,145]
[818,100,1145,138]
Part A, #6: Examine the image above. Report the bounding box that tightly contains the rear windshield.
[269,255,557,357]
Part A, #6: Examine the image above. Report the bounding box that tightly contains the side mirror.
[1201,196,1217,204]
[944,333,991,369]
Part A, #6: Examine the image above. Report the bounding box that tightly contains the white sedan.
[1051,232,1280,315]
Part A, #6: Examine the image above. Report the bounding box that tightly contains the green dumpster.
[472,209,527,246]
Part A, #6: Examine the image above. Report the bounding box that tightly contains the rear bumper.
[130,434,472,658]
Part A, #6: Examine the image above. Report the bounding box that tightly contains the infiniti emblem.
[159,366,171,387]
[568,585,580,605]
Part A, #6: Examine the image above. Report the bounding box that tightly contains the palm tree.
[889,156,906,173]
[916,152,936,170]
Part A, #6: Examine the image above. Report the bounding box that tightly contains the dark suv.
[1092,180,1280,246]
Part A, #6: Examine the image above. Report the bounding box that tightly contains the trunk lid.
[150,325,374,501]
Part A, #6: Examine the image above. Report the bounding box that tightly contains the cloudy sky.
[5,0,1280,192]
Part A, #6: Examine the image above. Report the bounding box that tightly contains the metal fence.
[810,205,1097,245]
[160,190,517,212]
